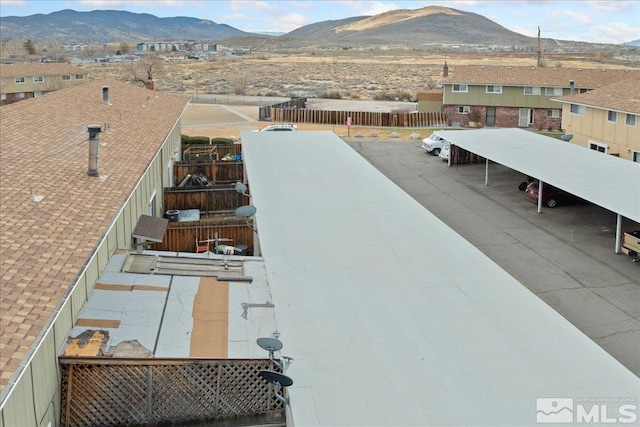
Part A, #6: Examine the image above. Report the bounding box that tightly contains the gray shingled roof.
[0,62,85,78]
[0,79,189,389]
[442,65,639,89]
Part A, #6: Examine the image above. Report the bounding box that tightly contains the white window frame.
[17,92,25,99]
[570,104,586,116]
[588,141,608,154]
[632,151,640,163]
[486,85,502,94]
[33,91,43,97]
[452,84,468,93]
[457,106,470,114]
[0,94,6,101]
[547,109,560,118]
[607,110,617,123]
[62,75,71,81]
[524,86,541,95]
[545,87,562,96]
[625,114,637,127]
[33,76,44,83]
[74,74,84,80]
[14,76,26,84]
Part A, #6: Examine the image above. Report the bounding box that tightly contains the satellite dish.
[260,370,294,387]
[235,182,248,195]
[560,134,573,142]
[257,337,283,352]
[235,205,257,219]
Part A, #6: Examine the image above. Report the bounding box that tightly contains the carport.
[434,128,640,253]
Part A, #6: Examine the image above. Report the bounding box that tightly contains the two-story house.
[0,78,188,425]
[552,78,640,162]
[441,65,639,129]
[0,62,89,105]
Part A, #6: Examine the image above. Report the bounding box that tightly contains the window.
[33,91,42,97]
[452,84,468,93]
[14,76,25,84]
[74,74,84,80]
[62,75,71,81]
[547,109,560,118]
[0,94,6,101]
[626,114,637,127]
[633,151,640,163]
[486,85,502,94]
[570,104,586,116]
[589,141,607,154]
[524,86,541,95]
[545,87,562,96]
[457,106,470,114]
[33,76,44,83]
[607,111,617,123]
[17,93,25,99]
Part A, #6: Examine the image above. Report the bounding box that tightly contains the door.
[486,107,496,126]
[518,108,531,127]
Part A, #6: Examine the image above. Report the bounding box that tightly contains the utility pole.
[537,26,541,67]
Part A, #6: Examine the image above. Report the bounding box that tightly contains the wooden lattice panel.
[60,359,284,427]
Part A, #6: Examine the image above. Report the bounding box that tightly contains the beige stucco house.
[553,78,640,162]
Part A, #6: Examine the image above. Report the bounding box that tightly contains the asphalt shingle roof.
[442,65,639,89]
[0,78,188,390]
[554,78,640,114]
[0,62,85,78]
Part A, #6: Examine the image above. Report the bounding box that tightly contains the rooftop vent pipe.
[443,61,449,78]
[87,125,101,177]
[569,80,575,95]
[102,86,109,104]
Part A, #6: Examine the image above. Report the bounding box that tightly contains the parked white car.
[439,142,451,161]
[259,124,298,132]
[421,133,447,155]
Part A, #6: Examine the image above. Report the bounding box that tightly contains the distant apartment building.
[0,62,89,105]
[440,65,639,130]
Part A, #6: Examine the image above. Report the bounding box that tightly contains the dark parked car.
[525,181,581,208]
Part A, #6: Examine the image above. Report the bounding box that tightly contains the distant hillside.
[0,9,263,44]
[279,6,536,47]
[623,39,640,46]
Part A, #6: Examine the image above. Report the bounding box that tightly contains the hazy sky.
[1,0,639,44]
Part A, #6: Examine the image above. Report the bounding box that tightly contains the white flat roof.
[434,128,640,222]
[242,131,639,426]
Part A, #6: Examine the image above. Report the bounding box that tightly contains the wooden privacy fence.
[60,358,285,427]
[150,218,254,253]
[450,145,485,165]
[174,161,244,186]
[183,144,243,163]
[270,108,448,128]
[259,97,306,121]
[164,186,245,214]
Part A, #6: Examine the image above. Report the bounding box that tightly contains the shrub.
[211,137,234,145]
[181,134,210,145]
[468,108,481,123]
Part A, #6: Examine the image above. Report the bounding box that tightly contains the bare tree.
[125,52,164,86]
[230,75,248,95]
[43,40,66,62]
[119,41,130,55]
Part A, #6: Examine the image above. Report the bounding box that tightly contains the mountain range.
[0,7,625,48]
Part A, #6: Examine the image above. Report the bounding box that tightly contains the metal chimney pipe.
[87,125,101,177]
[569,80,575,95]
[102,86,109,104]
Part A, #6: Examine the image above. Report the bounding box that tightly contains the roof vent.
[87,125,101,177]
[102,86,110,105]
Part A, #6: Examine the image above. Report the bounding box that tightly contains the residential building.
[0,62,89,105]
[441,65,639,129]
[553,78,640,162]
[0,78,189,425]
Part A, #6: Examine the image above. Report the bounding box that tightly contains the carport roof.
[241,130,638,426]
[434,128,640,222]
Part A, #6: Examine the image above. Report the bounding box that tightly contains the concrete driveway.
[347,138,640,377]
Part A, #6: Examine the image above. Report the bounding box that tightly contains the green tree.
[24,39,36,54]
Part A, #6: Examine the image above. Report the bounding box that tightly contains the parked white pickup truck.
[621,230,640,262]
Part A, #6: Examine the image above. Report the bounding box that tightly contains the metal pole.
[485,158,489,186]
[615,214,622,254]
[537,180,543,213]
